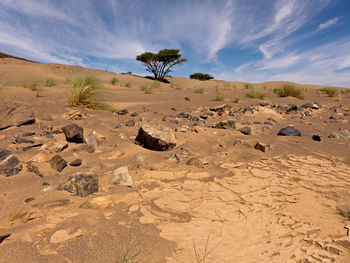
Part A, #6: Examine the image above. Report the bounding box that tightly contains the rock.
[125,119,135,127]
[186,158,204,168]
[210,104,232,115]
[79,196,114,210]
[184,97,191,101]
[212,120,236,130]
[114,124,123,129]
[24,197,35,203]
[50,229,82,244]
[240,127,251,135]
[62,123,84,143]
[49,154,67,172]
[175,125,190,132]
[200,115,208,119]
[58,173,98,197]
[277,126,301,136]
[72,144,95,153]
[22,132,35,137]
[117,109,128,115]
[38,114,52,121]
[112,166,134,187]
[135,125,176,151]
[0,103,35,131]
[329,128,350,139]
[176,112,190,118]
[22,143,43,151]
[312,135,321,141]
[191,115,200,122]
[263,121,273,126]
[170,107,176,111]
[86,134,98,147]
[0,149,22,177]
[69,159,82,167]
[62,110,84,120]
[254,142,270,152]
[26,162,43,177]
[43,141,68,153]
[301,102,320,110]
[0,234,11,244]
[14,135,34,144]
[130,112,138,117]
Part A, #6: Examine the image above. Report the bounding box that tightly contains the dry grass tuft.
[215,86,225,101]
[247,86,266,99]
[233,96,240,103]
[337,207,350,221]
[319,87,339,97]
[194,86,204,94]
[170,83,182,90]
[274,84,306,99]
[45,78,56,86]
[67,76,112,110]
[110,77,119,85]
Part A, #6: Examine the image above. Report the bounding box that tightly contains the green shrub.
[245,83,253,89]
[215,86,225,101]
[110,77,119,85]
[28,81,39,91]
[45,78,56,87]
[194,86,204,94]
[125,81,132,88]
[247,86,266,99]
[190,73,214,81]
[67,76,112,110]
[170,83,182,90]
[274,84,305,99]
[139,84,153,94]
[319,87,339,97]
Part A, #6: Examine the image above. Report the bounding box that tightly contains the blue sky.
[1,0,350,87]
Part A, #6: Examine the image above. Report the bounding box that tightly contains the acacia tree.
[136,49,187,80]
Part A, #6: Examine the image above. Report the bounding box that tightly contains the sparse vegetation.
[35,86,44,97]
[233,96,240,103]
[151,80,161,89]
[170,83,182,90]
[224,83,236,90]
[319,87,339,97]
[67,75,112,110]
[215,86,225,101]
[194,86,204,94]
[136,49,186,80]
[64,78,72,85]
[247,86,266,99]
[274,84,306,99]
[190,73,214,81]
[125,81,132,88]
[337,207,350,221]
[45,78,56,87]
[245,83,253,89]
[110,77,119,85]
[139,84,153,94]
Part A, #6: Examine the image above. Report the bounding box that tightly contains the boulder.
[212,120,236,130]
[0,103,35,131]
[58,173,98,197]
[329,128,350,140]
[0,149,22,177]
[112,166,134,187]
[135,125,176,151]
[43,141,68,153]
[186,158,204,168]
[72,144,95,153]
[277,126,301,136]
[62,123,84,143]
[49,154,67,172]
[254,142,270,152]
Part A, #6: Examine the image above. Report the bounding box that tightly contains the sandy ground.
[0,55,350,263]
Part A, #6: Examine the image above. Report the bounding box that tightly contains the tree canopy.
[189,73,214,81]
[136,49,186,80]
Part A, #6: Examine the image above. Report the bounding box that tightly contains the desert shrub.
[337,207,350,221]
[35,86,44,97]
[274,84,305,99]
[233,96,240,103]
[245,83,253,89]
[150,80,161,89]
[190,73,214,81]
[341,88,350,94]
[224,83,236,90]
[215,86,225,101]
[64,78,72,85]
[319,87,339,97]
[24,81,39,91]
[125,81,132,88]
[67,76,112,110]
[247,86,266,99]
[139,84,153,94]
[45,78,56,86]
[110,77,119,85]
[194,86,204,94]
[170,83,182,90]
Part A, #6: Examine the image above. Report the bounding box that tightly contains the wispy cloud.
[318,17,340,31]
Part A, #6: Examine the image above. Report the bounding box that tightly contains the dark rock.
[212,120,236,130]
[22,132,35,137]
[200,115,208,119]
[301,102,320,110]
[263,121,273,126]
[184,97,191,101]
[70,159,82,167]
[73,144,95,153]
[51,129,63,134]
[254,142,270,152]
[62,123,84,143]
[26,162,43,177]
[170,107,176,111]
[240,127,251,135]
[14,135,34,144]
[49,154,67,172]
[135,125,176,151]
[176,112,190,118]
[253,121,262,125]
[130,112,138,117]
[210,104,232,115]
[0,149,22,177]
[114,124,123,129]
[207,112,214,117]
[186,158,204,168]
[0,234,11,244]
[191,116,200,122]
[22,143,43,151]
[24,197,35,203]
[0,104,35,131]
[277,126,301,136]
[45,134,54,139]
[329,128,350,139]
[117,109,128,115]
[42,181,49,186]
[312,135,321,141]
[58,173,98,197]
[125,120,136,127]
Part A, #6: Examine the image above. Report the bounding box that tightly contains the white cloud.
[258,54,300,70]
[318,17,340,31]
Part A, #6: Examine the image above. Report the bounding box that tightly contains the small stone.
[70,159,82,167]
[170,107,176,111]
[86,134,98,147]
[50,229,82,244]
[22,132,35,137]
[62,123,84,143]
[312,135,321,141]
[186,158,204,168]
[22,143,43,151]
[212,120,236,130]
[49,154,67,172]
[210,104,232,115]
[240,127,251,135]
[62,110,84,120]
[42,181,49,186]
[277,126,301,136]
[58,173,98,197]
[44,141,68,153]
[14,135,34,144]
[26,162,43,177]
[135,125,176,151]
[176,112,190,118]
[112,166,134,187]
[24,197,35,203]
[73,144,95,153]
[254,142,270,152]
[117,109,128,115]
[130,112,138,117]
[114,124,123,129]
[45,134,54,139]
[125,120,135,127]
[184,97,191,101]
[0,149,22,177]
